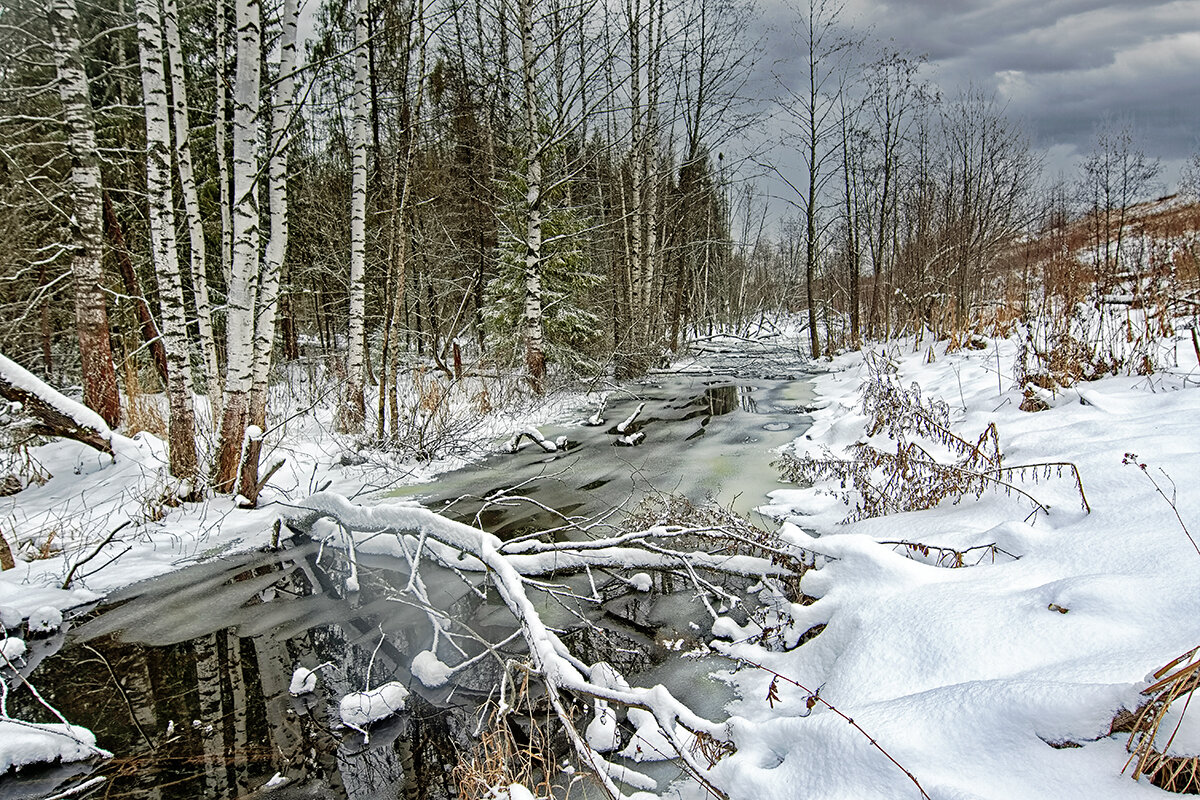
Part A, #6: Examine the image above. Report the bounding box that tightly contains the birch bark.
[215,0,233,290]
[47,0,121,429]
[213,0,262,492]
[519,0,546,393]
[137,0,199,482]
[163,0,221,407]
[238,0,299,501]
[339,0,369,432]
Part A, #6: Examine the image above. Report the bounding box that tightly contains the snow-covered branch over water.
[286,491,744,799]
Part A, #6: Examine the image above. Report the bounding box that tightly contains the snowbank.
[0,720,108,773]
[712,335,1200,799]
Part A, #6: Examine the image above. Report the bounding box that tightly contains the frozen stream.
[1,339,817,800]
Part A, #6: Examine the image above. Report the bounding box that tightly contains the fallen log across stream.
[284,491,802,800]
[0,354,114,456]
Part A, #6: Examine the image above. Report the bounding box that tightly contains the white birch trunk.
[643,0,663,348]
[137,0,198,483]
[213,0,261,491]
[47,0,121,429]
[238,0,299,501]
[163,0,221,408]
[626,0,647,369]
[520,0,546,392]
[215,0,233,291]
[339,0,369,432]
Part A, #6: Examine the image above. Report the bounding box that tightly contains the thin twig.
[737,656,932,800]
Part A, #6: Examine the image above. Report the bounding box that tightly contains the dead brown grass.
[121,356,167,438]
[776,349,1090,525]
[1126,647,1200,793]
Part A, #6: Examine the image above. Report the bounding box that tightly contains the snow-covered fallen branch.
[0,354,114,456]
[506,427,566,454]
[615,402,644,434]
[286,491,743,799]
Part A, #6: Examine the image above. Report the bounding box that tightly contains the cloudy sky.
[755,0,1200,193]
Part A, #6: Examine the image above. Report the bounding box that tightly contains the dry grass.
[1126,647,1200,793]
[121,357,167,439]
[776,349,1089,525]
[453,680,561,800]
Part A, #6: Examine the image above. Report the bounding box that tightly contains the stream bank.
[1,337,817,800]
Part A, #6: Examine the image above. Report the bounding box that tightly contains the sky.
[753,0,1200,204]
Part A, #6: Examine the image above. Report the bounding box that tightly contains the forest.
[3,0,1195,496]
[3,0,1200,796]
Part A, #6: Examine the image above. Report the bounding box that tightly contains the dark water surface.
[2,341,815,799]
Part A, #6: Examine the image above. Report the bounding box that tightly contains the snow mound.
[411,649,452,688]
[585,704,620,752]
[0,720,107,773]
[339,682,410,729]
[1,636,26,663]
[289,665,319,696]
[27,606,63,634]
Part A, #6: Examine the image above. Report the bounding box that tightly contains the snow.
[1,636,25,663]
[4,329,1200,796]
[585,703,620,752]
[0,606,20,629]
[262,772,288,789]
[0,354,112,444]
[711,334,1200,799]
[411,649,452,688]
[0,367,588,775]
[288,665,319,696]
[27,606,63,634]
[0,720,108,773]
[339,681,410,729]
[1156,700,1200,757]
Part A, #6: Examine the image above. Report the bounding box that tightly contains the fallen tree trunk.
[104,190,169,387]
[0,354,114,456]
[285,491,744,799]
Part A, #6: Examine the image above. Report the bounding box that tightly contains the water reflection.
[4,543,491,800]
[2,353,817,799]
[703,384,756,415]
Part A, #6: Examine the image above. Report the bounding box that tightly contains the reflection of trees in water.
[194,633,228,797]
[8,542,586,800]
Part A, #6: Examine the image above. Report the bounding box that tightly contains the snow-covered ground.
[0,368,590,776]
[4,332,1200,799]
[710,333,1200,799]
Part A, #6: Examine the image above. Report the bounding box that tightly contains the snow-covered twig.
[732,655,932,800]
[286,491,737,799]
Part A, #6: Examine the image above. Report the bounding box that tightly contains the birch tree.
[518,0,547,392]
[213,0,262,492]
[47,0,121,429]
[216,0,233,287]
[338,0,369,432]
[163,0,221,405]
[239,0,301,502]
[136,0,198,482]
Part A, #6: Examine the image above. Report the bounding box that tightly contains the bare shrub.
[776,350,1090,524]
[1126,646,1200,793]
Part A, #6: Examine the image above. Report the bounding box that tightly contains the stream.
[1,339,817,800]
